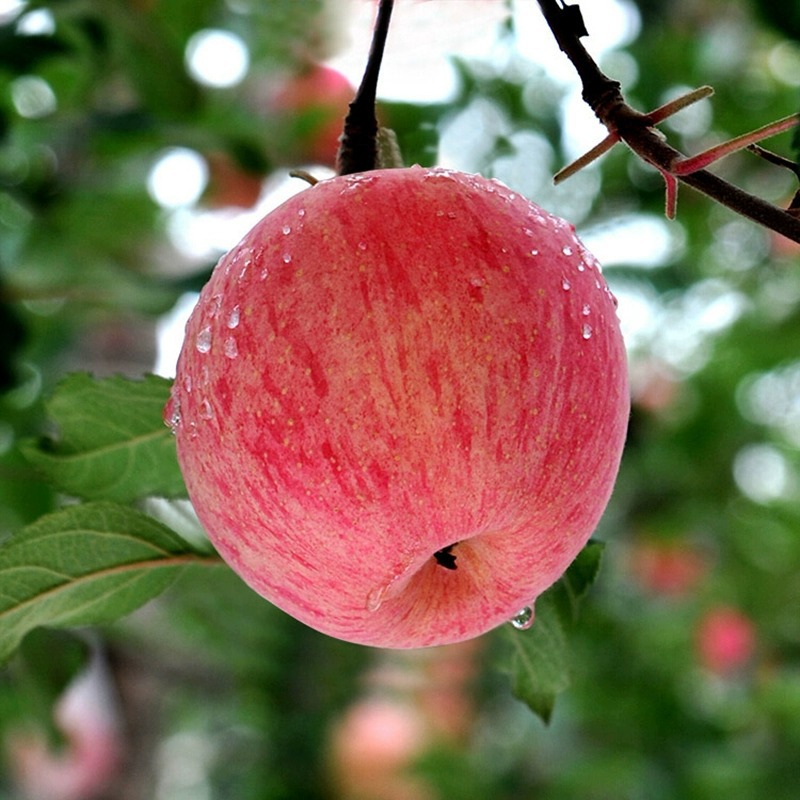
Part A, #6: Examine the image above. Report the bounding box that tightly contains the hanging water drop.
[510,606,535,631]
[562,278,571,291]
[582,323,593,340]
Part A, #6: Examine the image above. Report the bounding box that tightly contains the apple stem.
[336,0,395,176]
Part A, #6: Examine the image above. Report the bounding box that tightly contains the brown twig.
[336,0,394,175]
[537,0,800,243]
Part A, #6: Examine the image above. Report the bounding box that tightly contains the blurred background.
[1,0,800,798]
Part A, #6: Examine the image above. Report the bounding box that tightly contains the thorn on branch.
[672,113,800,176]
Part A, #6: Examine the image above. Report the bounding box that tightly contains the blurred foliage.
[1,0,800,798]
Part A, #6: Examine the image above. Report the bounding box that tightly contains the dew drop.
[562,278,571,291]
[224,336,238,359]
[582,303,591,316]
[366,585,386,613]
[282,252,292,264]
[530,249,539,256]
[165,397,181,433]
[297,208,306,218]
[195,326,212,353]
[282,224,291,235]
[199,399,214,420]
[227,305,240,329]
[510,606,535,631]
[260,267,269,281]
[357,241,367,251]
[183,374,192,394]
[562,246,573,256]
[582,323,593,340]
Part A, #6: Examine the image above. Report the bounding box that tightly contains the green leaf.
[553,539,605,625]
[0,501,217,664]
[15,629,92,746]
[501,540,605,723]
[504,595,570,725]
[22,373,187,503]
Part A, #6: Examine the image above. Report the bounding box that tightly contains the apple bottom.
[198,511,584,649]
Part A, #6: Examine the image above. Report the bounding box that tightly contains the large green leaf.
[22,373,187,503]
[0,501,219,664]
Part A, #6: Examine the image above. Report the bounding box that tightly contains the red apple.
[268,64,354,168]
[166,166,629,648]
[695,606,756,676]
[327,697,431,800]
[628,539,708,597]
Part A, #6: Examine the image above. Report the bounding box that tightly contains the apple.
[695,605,756,676]
[201,151,264,210]
[166,166,629,648]
[268,64,355,168]
[628,539,708,597]
[327,697,430,800]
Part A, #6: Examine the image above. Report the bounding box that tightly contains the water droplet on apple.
[195,326,212,353]
[582,323,593,340]
[358,241,367,251]
[562,278,571,291]
[297,208,306,218]
[530,249,539,256]
[510,606,535,630]
[562,246,573,256]
[183,374,192,394]
[165,397,181,433]
[260,267,269,281]
[366,585,386,613]
[282,224,291,235]
[199,398,214,420]
[282,252,292,264]
[582,304,591,316]
[227,305,240,329]
[224,336,238,359]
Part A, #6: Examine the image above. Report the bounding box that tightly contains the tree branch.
[537,0,800,244]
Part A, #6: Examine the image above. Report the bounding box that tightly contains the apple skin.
[166,166,629,648]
